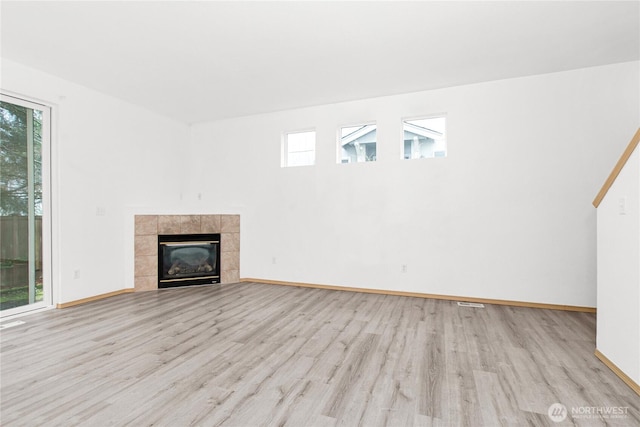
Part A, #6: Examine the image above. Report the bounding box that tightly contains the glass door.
[0,94,51,317]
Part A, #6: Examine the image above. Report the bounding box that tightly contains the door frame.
[0,93,53,318]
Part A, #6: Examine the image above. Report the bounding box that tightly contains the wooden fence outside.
[0,216,42,289]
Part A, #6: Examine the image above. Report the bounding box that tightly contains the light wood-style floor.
[1,282,638,426]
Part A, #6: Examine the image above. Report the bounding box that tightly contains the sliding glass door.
[0,94,51,316]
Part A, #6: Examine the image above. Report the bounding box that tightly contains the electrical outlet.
[401,264,407,273]
[73,270,80,279]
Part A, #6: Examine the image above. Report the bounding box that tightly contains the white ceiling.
[2,1,638,124]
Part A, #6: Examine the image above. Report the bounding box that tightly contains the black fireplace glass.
[158,234,221,288]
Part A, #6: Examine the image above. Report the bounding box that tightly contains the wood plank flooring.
[1,282,638,426]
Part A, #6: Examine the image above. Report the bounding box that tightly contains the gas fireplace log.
[168,261,183,275]
[197,263,213,273]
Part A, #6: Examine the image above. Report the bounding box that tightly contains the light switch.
[618,197,627,215]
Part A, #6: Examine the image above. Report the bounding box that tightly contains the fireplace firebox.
[158,234,221,288]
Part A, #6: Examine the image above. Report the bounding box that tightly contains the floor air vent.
[457,302,485,308]
[0,320,26,330]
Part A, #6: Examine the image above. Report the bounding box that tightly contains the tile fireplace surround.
[134,214,240,291]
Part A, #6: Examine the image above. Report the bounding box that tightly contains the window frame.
[281,128,316,168]
[401,114,447,160]
[337,121,378,164]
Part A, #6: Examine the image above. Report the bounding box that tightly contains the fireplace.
[158,234,221,288]
[134,214,239,291]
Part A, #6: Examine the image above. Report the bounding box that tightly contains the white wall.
[2,58,637,308]
[1,59,190,304]
[189,61,639,307]
[596,144,640,385]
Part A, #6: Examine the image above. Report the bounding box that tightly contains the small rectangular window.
[282,130,315,167]
[402,116,446,159]
[339,123,377,163]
